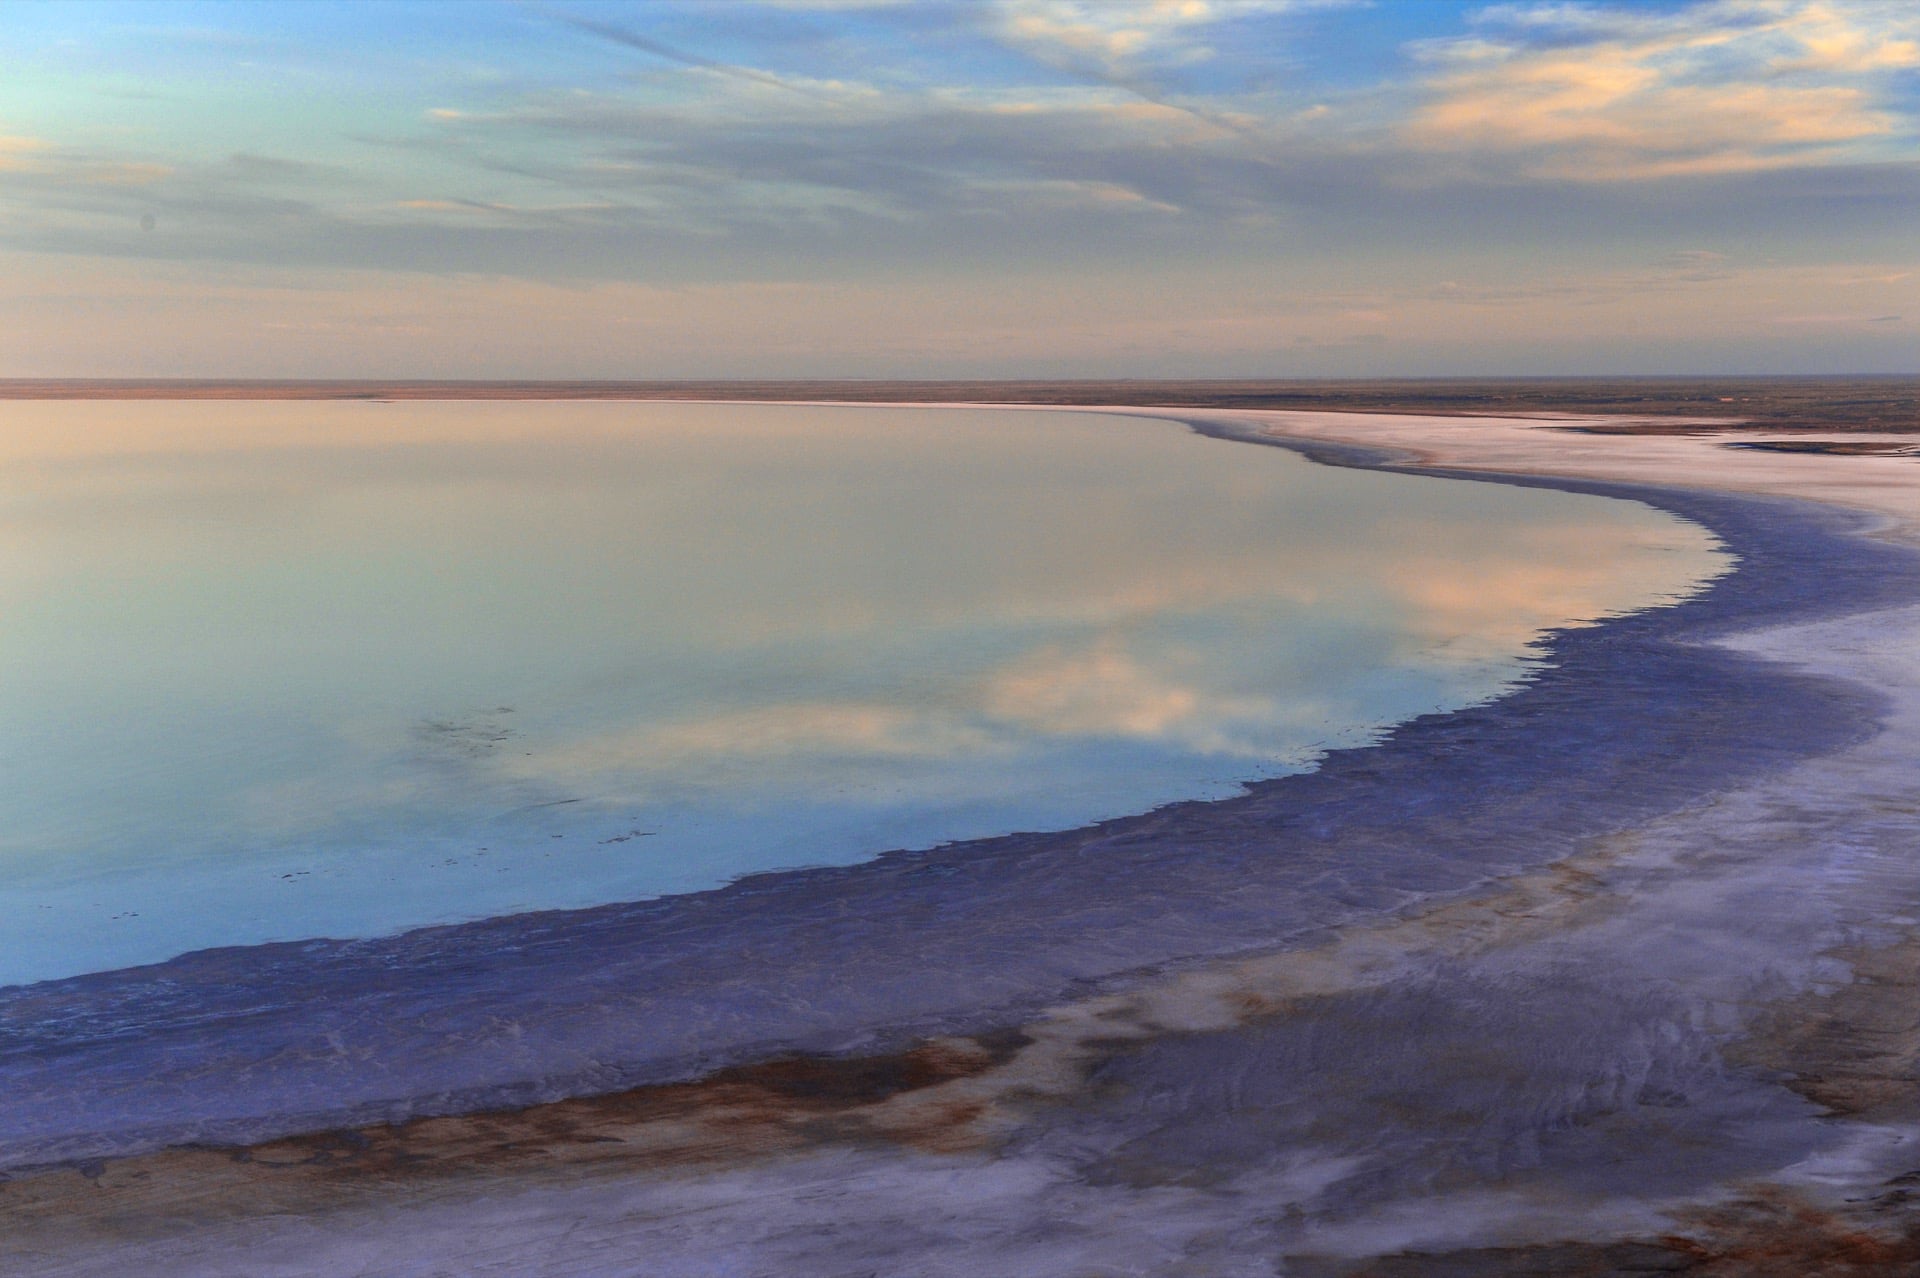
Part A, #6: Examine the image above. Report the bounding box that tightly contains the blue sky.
[2,0,1915,376]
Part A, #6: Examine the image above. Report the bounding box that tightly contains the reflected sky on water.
[0,402,1728,984]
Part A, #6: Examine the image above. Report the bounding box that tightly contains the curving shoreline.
[7,407,1920,1273]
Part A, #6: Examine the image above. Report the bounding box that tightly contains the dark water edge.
[4,425,1917,1173]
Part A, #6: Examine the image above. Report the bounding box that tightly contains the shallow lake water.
[0,402,1727,985]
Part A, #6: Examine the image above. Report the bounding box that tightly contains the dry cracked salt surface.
[6,407,1920,1277]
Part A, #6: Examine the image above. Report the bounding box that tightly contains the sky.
[1,0,1916,378]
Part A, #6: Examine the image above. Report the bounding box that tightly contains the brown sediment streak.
[0,831,1643,1237]
[1298,1188,1920,1276]
[1666,1187,1920,1275]
[0,1032,1025,1237]
[1733,934,1920,1122]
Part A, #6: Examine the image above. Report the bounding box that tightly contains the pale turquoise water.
[0,401,1726,985]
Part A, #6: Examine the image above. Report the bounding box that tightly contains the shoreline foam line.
[4,410,1911,1180]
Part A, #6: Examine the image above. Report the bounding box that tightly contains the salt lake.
[0,401,1728,985]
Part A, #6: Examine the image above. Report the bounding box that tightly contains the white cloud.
[988,0,1326,76]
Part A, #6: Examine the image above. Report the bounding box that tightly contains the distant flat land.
[3,376,1915,433]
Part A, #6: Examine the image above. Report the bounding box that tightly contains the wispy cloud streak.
[539,5,846,101]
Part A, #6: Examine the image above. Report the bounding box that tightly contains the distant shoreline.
[1,375,1914,433]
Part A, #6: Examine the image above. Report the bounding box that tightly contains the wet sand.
[6,407,1920,1275]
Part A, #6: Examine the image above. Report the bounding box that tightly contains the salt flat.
[7,405,1920,1276]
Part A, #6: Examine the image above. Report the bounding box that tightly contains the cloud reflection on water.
[0,402,1727,983]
